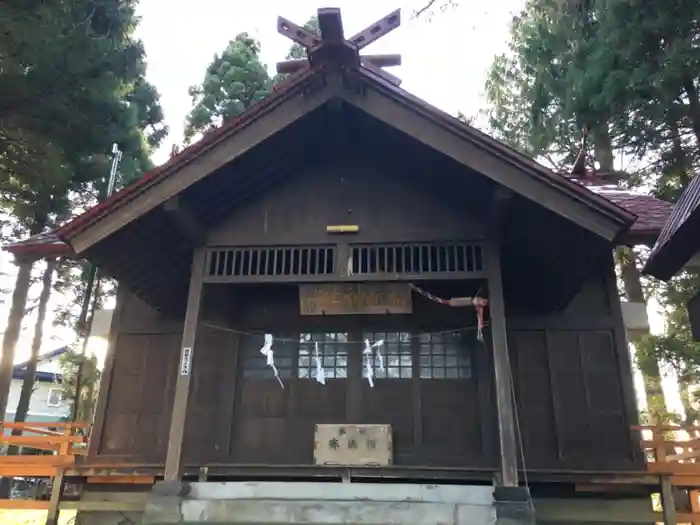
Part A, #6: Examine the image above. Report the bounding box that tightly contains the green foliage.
[184,33,273,142]
[0,0,168,229]
[0,1,167,424]
[484,0,700,421]
[58,347,100,424]
[184,16,318,142]
[286,17,319,60]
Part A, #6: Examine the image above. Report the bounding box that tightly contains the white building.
[4,346,70,424]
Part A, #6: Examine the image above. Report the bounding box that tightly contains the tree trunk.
[0,260,56,498]
[678,381,698,427]
[592,132,668,422]
[616,247,668,422]
[0,259,34,419]
[682,77,700,147]
[12,259,56,429]
[593,124,615,172]
[0,218,46,418]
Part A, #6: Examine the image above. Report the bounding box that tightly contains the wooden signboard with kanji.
[314,424,392,466]
[299,283,412,316]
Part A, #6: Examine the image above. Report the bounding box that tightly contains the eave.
[644,173,700,281]
[57,66,634,258]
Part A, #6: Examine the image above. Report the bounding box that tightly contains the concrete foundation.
[145,481,496,525]
[73,481,655,525]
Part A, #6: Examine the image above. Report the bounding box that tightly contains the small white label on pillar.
[180,347,193,376]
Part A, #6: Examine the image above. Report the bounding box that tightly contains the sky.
[0,0,684,415]
[0,0,528,361]
[133,0,526,162]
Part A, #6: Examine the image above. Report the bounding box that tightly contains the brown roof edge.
[643,209,700,280]
[358,66,636,228]
[3,231,75,259]
[644,173,700,280]
[19,64,644,256]
[54,65,324,241]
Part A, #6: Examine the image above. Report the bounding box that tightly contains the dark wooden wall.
[206,163,484,246]
[90,265,642,472]
[88,162,642,473]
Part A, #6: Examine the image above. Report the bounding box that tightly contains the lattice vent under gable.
[206,246,336,278]
[350,242,483,276]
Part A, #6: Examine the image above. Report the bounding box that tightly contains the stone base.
[74,481,656,525]
[493,486,535,525]
[143,481,495,525]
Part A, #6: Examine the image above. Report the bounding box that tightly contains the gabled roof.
[12,346,67,383]
[571,181,672,244]
[3,60,665,313]
[14,64,634,252]
[644,174,700,280]
[6,177,670,259]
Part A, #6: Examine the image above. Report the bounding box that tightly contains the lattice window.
[241,337,295,379]
[350,242,483,276]
[298,333,349,379]
[207,246,335,278]
[419,332,472,379]
[362,331,412,379]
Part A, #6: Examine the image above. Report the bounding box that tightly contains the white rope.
[260,334,284,389]
[314,341,326,385]
[363,339,385,387]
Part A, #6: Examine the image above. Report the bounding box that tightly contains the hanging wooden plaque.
[314,424,393,466]
[299,283,412,316]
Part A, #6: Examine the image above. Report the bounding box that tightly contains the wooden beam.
[277,16,321,48]
[163,196,206,246]
[338,82,626,241]
[164,248,206,481]
[276,59,308,75]
[361,61,402,86]
[363,54,402,68]
[0,499,50,510]
[348,9,401,50]
[69,74,337,254]
[45,468,65,525]
[487,186,513,238]
[661,475,678,525]
[317,7,344,43]
[605,255,645,465]
[485,239,518,487]
[89,284,129,458]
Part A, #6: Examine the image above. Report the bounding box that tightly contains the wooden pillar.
[661,475,678,525]
[485,240,518,487]
[44,468,65,525]
[164,248,206,481]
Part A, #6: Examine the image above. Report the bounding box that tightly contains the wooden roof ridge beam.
[317,7,345,43]
[348,9,401,50]
[361,59,402,86]
[363,54,402,68]
[162,196,206,246]
[276,60,308,75]
[277,16,321,49]
[276,9,402,85]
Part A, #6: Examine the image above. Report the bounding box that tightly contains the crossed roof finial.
[276,7,402,86]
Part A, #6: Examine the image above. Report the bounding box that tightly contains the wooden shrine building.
[644,173,700,339]
[4,7,677,525]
